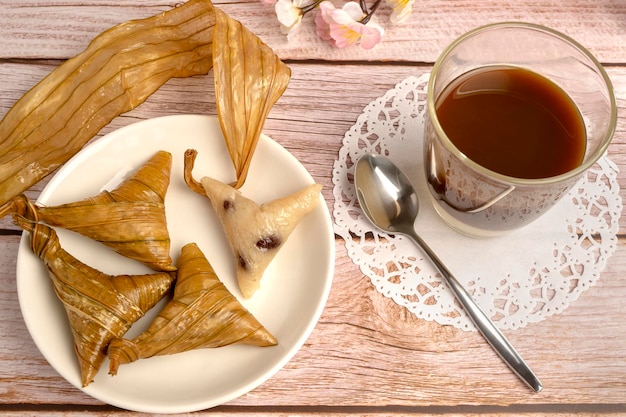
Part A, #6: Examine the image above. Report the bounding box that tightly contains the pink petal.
[358,24,383,49]
[315,1,335,40]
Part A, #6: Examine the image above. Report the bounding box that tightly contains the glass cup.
[424,22,617,238]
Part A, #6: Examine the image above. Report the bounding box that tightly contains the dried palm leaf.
[0,0,216,206]
[184,149,322,298]
[74,150,172,205]
[0,151,174,271]
[1,0,291,203]
[13,215,175,387]
[108,242,277,375]
[213,8,291,189]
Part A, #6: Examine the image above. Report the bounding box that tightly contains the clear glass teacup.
[424,22,617,238]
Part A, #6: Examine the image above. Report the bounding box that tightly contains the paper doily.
[332,74,622,331]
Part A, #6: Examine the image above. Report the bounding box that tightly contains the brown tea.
[435,66,586,179]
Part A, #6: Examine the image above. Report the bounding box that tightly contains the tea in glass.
[435,66,586,179]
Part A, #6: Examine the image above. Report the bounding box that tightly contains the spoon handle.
[405,228,543,392]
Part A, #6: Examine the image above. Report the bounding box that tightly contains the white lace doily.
[332,74,622,331]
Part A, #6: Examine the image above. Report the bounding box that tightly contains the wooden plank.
[1,410,626,417]
[2,63,626,231]
[1,4,626,410]
[1,237,625,407]
[2,410,626,416]
[0,0,625,63]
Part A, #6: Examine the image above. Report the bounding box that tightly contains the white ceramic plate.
[16,115,335,413]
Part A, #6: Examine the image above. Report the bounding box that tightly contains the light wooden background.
[1,0,625,415]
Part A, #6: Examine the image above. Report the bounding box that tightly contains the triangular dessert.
[0,151,175,271]
[183,150,322,298]
[13,215,175,387]
[108,242,277,375]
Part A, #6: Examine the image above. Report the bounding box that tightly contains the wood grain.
[1,0,626,414]
[1,0,625,63]
[2,63,625,230]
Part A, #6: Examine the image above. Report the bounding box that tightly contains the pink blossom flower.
[315,1,384,49]
[261,0,277,6]
[386,0,414,23]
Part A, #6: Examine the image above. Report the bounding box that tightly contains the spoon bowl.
[354,152,542,393]
[355,153,419,234]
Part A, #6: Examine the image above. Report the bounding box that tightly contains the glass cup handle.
[449,184,515,213]
[427,144,516,213]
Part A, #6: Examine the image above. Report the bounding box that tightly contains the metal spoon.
[354,152,543,392]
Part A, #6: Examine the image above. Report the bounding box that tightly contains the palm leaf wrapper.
[108,242,277,375]
[1,151,175,272]
[13,216,175,387]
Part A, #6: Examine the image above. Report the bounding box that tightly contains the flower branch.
[265,0,415,48]
[360,0,382,24]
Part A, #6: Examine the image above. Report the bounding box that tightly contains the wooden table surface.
[1,0,626,415]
